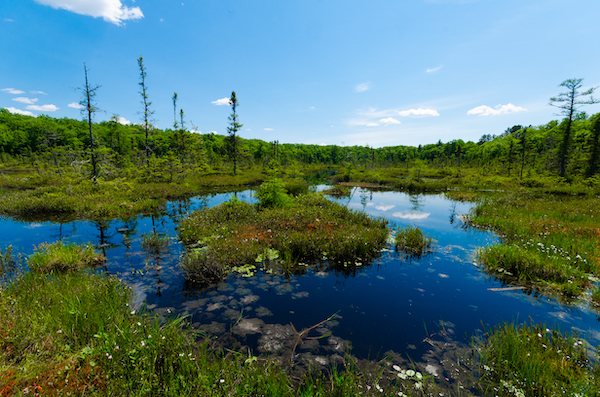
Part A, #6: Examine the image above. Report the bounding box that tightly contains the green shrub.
[254,178,294,209]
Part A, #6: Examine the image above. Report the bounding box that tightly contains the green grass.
[470,192,600,298]
[1,243,438,396]
[478,322,599,396]
[179,192,389,283]
[28,240,105,273]
[394,226,433,258]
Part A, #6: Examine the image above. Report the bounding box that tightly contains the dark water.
[2,188,599,370]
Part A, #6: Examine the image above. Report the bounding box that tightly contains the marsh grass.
[470,192,600,298]
[0,170,267,222]
[140,231,171,255]
[394,226,433,257]
[27,240,105,273]
[478,322,599,396]
[0,245,22,284]
[179,192,388,282]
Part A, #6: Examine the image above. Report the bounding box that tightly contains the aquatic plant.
[140,231,171,255]
[394,225,433,257]
[27,240,104,273]
[478,322,599,396]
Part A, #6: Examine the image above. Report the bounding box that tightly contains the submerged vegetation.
[0,243,441,396]
[179,187,389,283]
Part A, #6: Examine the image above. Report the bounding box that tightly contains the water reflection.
[1,188,599,377]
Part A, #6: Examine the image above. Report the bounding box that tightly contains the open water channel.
[1,187,599,386]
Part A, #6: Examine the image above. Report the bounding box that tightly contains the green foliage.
[394,226,433,257]
[140,231,170,255]
[479,322,599,396]
[179,193,389,281]
[254,178,294,208]
[28,241,104,273]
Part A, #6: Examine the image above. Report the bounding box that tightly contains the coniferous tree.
[549,78,598,177]
[137,56,154,166]
[226,91,242,175]
[80,63,100,184]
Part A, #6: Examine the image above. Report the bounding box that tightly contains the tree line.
[1,70,599,182]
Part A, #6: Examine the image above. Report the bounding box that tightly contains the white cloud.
[348,119,379,127]
[375,205,395,211]
[118,116,130,125]
[426,66,443,73]
[355,82,371,93]
[30,90,47,95]
[26,104,59,112]
[1,88,25,95]
[212,97,231,106]
[12,97,38,105]
[398,108,440,118]
[392,211,431,220]
[467,103,527,116]
[3,18,15,22]
[264,128,274,131]
[4,107,36,117]
[191,129,201,134]
[380,117,401,126]
[33,0,143,26]
[68,102,85,109]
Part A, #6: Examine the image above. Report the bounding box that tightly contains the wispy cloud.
[426,65,443,73]
[355,82,371,93]
[380,117,401,126]
[375,205,395,211]
[4,107,35,117]
[1,88,25,95]
[12,97,38,105]
[3,18,15,22]
[30,90,48,95]
[398,108,440,118]
[392,211,431,220]
[26,104,59,112]
[68,102,85,109]
[467,103,527,116]
[211,97,231,106]
[33,0,143,26]
[264,128,274,131]
[348,119,380,127]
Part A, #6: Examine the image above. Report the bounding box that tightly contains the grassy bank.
[465,191,600,299]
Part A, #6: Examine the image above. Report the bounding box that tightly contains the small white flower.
[406,369,416,377]
[219,379,225,383]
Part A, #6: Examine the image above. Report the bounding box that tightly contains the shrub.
[254,178,294,209]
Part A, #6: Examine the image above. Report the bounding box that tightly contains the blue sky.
[1,0,599,148]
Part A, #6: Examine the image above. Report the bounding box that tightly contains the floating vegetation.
[27,240,105,273]
[394,225,433,258]
[179,191,388,282]
[478,322,599,396]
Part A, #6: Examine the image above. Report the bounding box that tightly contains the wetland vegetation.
[2,108,600,395]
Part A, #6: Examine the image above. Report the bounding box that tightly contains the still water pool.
[1,188,598,378]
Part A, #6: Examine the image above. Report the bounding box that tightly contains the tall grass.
[28,240,105,273]
[478,322,599,396]
[394,226,433,257]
